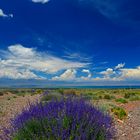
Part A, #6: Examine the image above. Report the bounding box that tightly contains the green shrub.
[98,95,103,99]
[87,92,93,96]
[10,90,20,95]
[13,96,17,98]
[35,89,43,94]
[115,98,128,104]
[0,92,4,96]
[92,95,100,100]
[111,106,127,120]
[124,92,136,99]
[57,88,64,95]
[104,94,115,100]
[129,96,140,101]
[7,97,11,100]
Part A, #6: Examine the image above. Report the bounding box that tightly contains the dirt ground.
[114,101,140,140]
[0,92,40,137]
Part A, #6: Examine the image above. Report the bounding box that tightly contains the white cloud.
[0,44,87,79]
[52,69,77,81]
[100,68,115,77]
[115,63,125,69]
[98,65,140,81]
[52,69,92,81]
[82,69,92,78]
[120,67,140,80]
[0,68,39,79]
[0,9,13,18]
[32,0,50,4]
[52,65,140,82]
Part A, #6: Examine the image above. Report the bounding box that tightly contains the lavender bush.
[4,98,114,140]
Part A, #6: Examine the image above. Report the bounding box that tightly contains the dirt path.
[0,93,40,136]
[115,101,140,140]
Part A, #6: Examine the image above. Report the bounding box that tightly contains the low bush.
[124,92,136,99]
[35,89,44,94]
[87,92,93,96]
[129,96,140,101]
[7,97,11,100]
[104,94,112,100]
[111,106,127,120]
[57,88,64,95]
[99,95,103,99]
[92,94,100,100]
[115,98,128,104]
[4,98,115,140]
[0,92,4,96]
[13,96,17,98]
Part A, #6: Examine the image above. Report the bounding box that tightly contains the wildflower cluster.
[4,97,114,140]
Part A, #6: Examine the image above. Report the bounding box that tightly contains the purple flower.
[4,98,115,140]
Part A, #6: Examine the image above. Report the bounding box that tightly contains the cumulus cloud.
[100,68,115,77]
[52,69,77,81]
[0,44,87,79]
[0,9,13,18]
[32,0,50,4]
[120,66,140,80]
[52,69,92,81]
[51,64,140,82]
[115,63,125,69]
[82,69,92,78]
[98,65,140,81]
[0,68,39,79]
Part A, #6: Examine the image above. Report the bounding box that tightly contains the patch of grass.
[129,96,140,101]
[111,106,127,120]
[104,94,115,100]
[92,95,100,100]
[115,98,128,104]
[124,92,140,101]
[124,92,136,99]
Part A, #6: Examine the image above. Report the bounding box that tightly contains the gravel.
[114,101,140,140]
[0,93,40,137]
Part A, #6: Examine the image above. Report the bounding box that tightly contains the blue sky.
[0,0,140,86]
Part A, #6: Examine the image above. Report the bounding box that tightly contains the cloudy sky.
[0,0,140,86]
